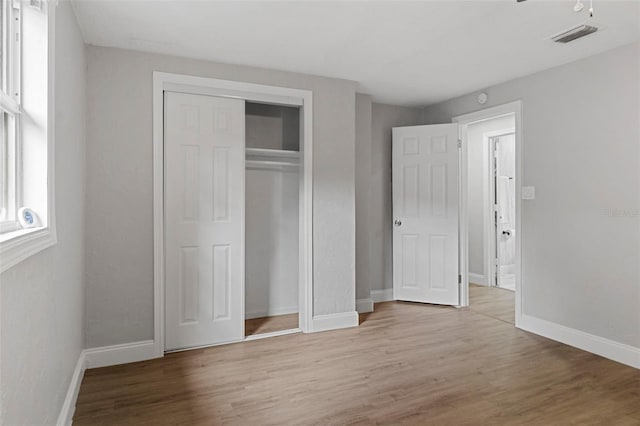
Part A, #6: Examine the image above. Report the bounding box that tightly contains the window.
[0,0,55,272]
[0,0,20,234]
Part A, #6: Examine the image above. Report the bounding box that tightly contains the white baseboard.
[56,350,86,426]
[356,298,373,313]
[469,273,487,286]
[310,311,359,333]
[56,340,159,424]
[84,340,157,369]
[371,288,393,303]
[245,306,298,320]
[518,314,640,369]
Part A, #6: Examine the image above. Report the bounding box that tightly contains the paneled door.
[392,124,460,305]
[493,133,516,291]
[164,91,245,351]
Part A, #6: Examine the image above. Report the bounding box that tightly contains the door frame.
[484,128,515,288]
[453,100,522,325]
[152,72,314,357]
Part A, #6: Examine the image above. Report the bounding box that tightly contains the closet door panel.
[165,91,245,351]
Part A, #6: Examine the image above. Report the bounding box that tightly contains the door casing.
[152,72,314,357]
[453,101,523,326]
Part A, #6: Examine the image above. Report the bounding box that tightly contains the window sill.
[0,226,57,273]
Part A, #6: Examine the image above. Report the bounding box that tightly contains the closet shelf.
[246,148,300,160]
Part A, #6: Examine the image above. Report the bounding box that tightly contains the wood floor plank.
[74,296,640,425]
[469,283,515,324]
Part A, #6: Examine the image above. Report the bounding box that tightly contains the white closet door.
[392,124,459,306]
[164,91,245,351]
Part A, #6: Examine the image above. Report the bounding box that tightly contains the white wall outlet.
[522,186,536,200]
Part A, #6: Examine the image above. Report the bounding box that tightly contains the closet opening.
[244,102,301,337]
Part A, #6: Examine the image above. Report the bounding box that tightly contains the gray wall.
[245,168,299,318]
[245,102,300,151]
[370,103,423,292]
[355,93,372,301]
[424,42,640,348]
[85,46,357,347]
[0,1,86,423]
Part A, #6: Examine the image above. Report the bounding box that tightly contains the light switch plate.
[522,186,535,200]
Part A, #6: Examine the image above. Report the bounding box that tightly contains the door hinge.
[458,274,462,284]
[457,139,462,149]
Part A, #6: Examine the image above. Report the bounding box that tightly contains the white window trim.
[0,1,56,273]
[0,1,22,233]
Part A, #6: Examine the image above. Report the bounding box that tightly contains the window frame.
[0,110,21,233]
[0,0,56,273]
[0,0,21,233]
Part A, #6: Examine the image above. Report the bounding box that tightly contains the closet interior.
[244,102,301,336]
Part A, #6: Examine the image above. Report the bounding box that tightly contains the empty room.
[1,0,639,424]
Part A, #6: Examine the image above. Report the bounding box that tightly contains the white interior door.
[392,124,460,305]
[493,133,516,290]
[164,91,245,351]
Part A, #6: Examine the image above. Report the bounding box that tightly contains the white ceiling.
[71,0,640,106]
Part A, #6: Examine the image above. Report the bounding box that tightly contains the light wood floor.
[245,313,299,337]
[74,299,640,425]
[469,283,515,324]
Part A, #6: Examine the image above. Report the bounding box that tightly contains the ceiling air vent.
[551,24,598,43]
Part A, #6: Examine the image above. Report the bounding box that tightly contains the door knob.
[394,219,402,227]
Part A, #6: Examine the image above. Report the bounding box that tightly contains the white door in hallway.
[164,91,245,351]
[392,124,460,305]
[493,133,517,291]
